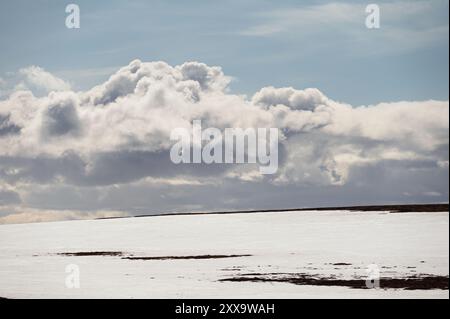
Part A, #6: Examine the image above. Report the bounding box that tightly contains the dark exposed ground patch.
[50,252,252,260]
[219,273,449,290]
[310,204,449,213]
[330,263,352,266]
[122,254,252,261]
[57,251,124,257]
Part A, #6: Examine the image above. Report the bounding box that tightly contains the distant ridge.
[97,203,449,220]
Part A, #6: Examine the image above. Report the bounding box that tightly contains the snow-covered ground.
[0,210,448,299]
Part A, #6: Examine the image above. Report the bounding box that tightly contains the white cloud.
[252,87,329,111]
[0,59,448,222]
[0,59,448,184]
[18,66,71,93]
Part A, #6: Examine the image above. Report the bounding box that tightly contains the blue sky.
[0,0,448,105]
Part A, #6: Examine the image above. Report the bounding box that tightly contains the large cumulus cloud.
[0,60,448,223]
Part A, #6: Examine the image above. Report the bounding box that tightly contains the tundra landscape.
[0,205,448,299]
[0,0,448,302]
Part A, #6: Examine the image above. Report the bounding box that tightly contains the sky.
[0,0,448,105]
[0,0,448,223]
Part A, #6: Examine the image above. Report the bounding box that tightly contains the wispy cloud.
[0,208,129,224]
[240,1,449,55]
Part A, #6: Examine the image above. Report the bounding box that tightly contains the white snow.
[0,210,448,299]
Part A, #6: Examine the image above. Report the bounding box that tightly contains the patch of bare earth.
[51,252,252,260]
[219,273,449,290]
[122,254,252,260]
[57,251,124,257]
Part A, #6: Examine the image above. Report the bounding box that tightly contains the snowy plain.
[0,210,448,299]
